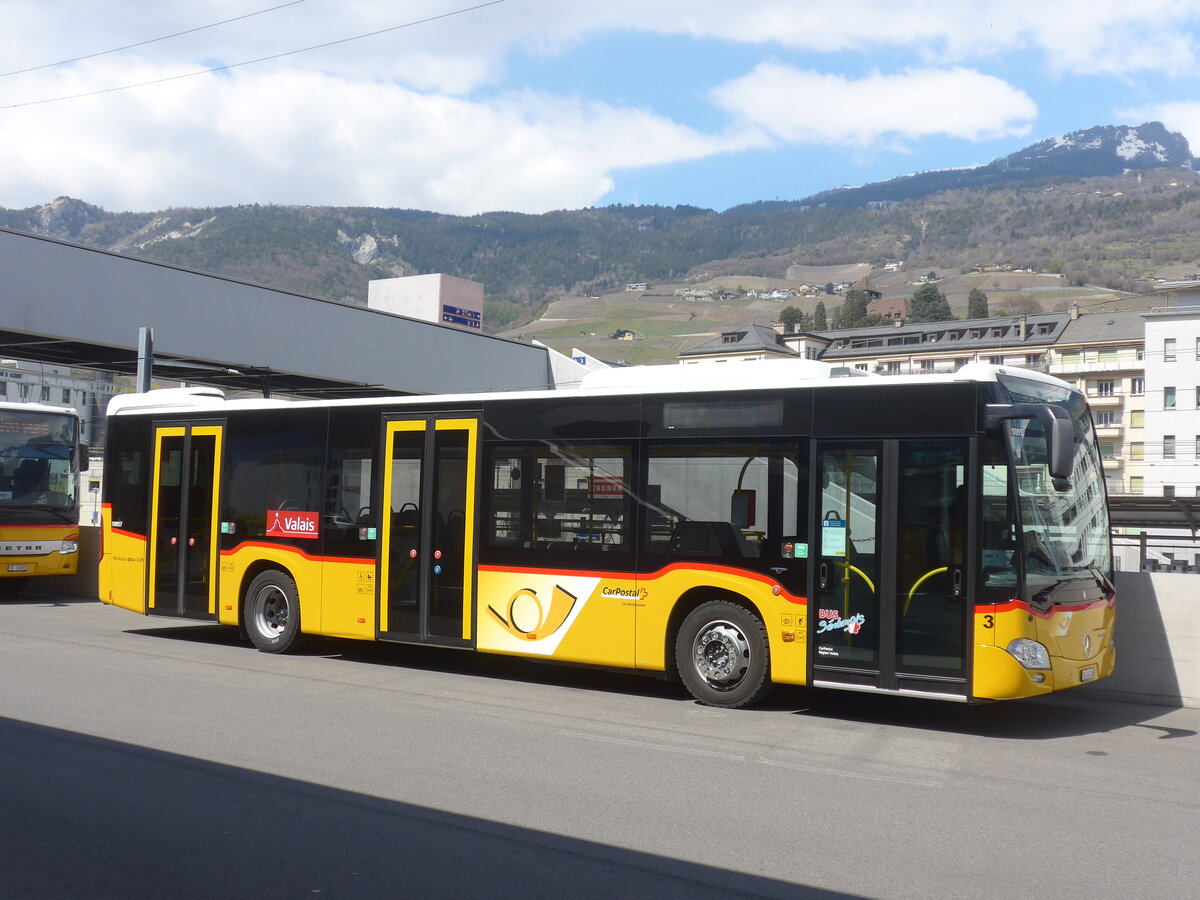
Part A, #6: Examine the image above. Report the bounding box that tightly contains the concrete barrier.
[30,534,1199,708]
[1078,571,1199,709]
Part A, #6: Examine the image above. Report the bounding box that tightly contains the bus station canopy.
[0,227,552,398]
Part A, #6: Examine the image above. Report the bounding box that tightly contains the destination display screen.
[0,411,76,445]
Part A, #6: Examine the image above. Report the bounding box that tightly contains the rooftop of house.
[814,309,1148,360]
[679,323,798,358]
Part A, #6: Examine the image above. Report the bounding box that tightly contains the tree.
[813,301,828,330]
[840,289,870,328]
[779,305,806,333]
[967,288,989,320]
[909,283,953,323]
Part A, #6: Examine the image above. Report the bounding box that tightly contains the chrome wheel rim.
[692,620,750,691]
[252,585,289,638]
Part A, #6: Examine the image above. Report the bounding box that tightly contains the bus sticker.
[816,609,865,635]
[265,509,320,539]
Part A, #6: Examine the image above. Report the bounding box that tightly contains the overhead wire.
[0,0,507,110]
[0,0,311,78]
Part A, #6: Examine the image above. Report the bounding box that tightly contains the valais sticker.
[266,509,320,539]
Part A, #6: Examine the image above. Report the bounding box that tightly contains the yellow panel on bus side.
[317,558,377,639]
[99,502,147,614]
[476,566,636,668]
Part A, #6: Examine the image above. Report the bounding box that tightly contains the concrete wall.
[31,544,1198,708]
[1079,571,1199,708]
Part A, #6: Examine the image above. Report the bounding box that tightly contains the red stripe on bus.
[975,595,1116,619]
[219,540,372,567]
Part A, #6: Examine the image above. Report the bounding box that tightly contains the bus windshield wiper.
[1088,564,1116,594]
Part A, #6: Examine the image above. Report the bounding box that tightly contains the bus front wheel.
[0,577,28,597]
[676,600,772,708]
[244,570,303,653]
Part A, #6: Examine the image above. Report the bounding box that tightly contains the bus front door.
[148,424,223,619]
[812,439,970,699]
[378,416,477,647]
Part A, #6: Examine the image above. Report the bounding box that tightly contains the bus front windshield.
[998,375,1112,601]
[0,411,78,514]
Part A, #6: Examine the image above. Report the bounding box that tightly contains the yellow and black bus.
[99,360,1115,707]
[0,401,85,595]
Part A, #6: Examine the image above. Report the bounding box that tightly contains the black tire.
[676,600,772,708]
[0,577,28,598]
[243,570,303,653]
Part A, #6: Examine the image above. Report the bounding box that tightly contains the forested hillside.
[5,150,1200,332]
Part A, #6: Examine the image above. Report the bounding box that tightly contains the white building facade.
[1141,308,1200,499]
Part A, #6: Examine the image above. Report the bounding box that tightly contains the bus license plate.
[1080,666,1097,682]
[7,564,29,572]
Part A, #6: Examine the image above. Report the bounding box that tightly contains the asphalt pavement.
[2,591,1198,899]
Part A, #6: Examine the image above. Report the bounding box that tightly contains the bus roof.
[106,359,1079,417]
[0,400,80,417]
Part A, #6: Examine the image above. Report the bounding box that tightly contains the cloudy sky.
[4,0,1200,215]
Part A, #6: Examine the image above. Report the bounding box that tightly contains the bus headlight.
[1007,638,1051,670]
[60,541,78,555]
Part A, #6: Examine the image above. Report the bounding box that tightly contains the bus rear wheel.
[244,570,303,653]
[676,600,772,708]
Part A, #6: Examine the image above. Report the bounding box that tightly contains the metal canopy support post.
[137,326,153,393]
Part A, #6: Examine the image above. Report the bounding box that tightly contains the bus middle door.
[378,415,477,647]
[811,438,970,698]
[147,423,223,619]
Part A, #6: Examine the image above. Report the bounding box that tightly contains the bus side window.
[644,442,803,568]
[323,409,379,558]
[485,443,631,554]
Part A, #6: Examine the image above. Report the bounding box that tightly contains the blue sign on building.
[442,304,482,329]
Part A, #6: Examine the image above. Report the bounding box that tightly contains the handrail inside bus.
[905,566,949,615]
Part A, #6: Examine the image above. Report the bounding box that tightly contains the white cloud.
[1,1,1197,214]
[0,63,745,214]
[5,1,1199,96]
[512,1,1200,77]
[710,65,1037,148]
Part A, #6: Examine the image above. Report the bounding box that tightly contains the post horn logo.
[488,585,577,641]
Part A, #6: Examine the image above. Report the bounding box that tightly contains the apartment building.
[1141,308,1200,499]
[0,360,117,447]
[677,307,1148,494]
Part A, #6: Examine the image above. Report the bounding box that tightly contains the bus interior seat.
[668,521,744,557]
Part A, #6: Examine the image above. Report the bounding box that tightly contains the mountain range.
[2,122,1198,332]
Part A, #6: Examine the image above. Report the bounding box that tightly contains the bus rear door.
[812,438,972,699]
[378,415,478,647]
[148,423,223,619]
